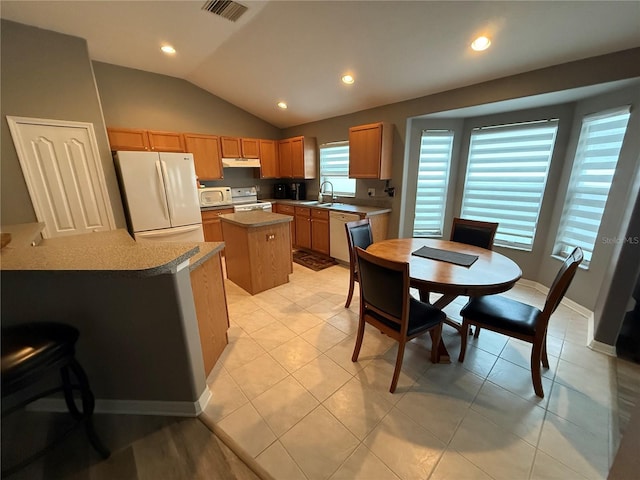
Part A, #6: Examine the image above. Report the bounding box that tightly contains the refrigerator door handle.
[155,160,170,221]
[160,160,175,221]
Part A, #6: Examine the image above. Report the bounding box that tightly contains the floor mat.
[293,250,338,271]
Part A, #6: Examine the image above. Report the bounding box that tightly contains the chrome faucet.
[319,181,334,204]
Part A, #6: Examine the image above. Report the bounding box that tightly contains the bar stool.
[1,322,110,477]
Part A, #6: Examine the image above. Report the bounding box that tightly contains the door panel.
[8,118,115,238]
[159,153,201,227]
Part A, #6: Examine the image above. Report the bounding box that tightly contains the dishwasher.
[329,211,361,263]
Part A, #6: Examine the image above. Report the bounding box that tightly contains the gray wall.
[0,20,125,228]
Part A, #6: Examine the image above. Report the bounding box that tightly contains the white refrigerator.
[115,151,204,242]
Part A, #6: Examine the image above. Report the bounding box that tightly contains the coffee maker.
[290,182,306,200]
[273,183,289,199]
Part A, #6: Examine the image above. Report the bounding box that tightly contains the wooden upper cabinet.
[184,133,223,180]
[278,138,293,178]
[107,127,150,151]
[220,136,241,158]
[259,139,279,178]
[241,138,260,158]
[147,130,186,152]
[279,136,316,179]
[348,122,393,179]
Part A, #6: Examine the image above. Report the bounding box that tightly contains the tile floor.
[203,262,620,480]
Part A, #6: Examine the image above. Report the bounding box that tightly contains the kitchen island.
[1,225,229,417]
[220,211,293,295]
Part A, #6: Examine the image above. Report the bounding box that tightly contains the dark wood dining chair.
[344,218,373,308]
[450,217,499,250]
[449,217,499,337]
[458,247,583,398]
[352,247,446,393]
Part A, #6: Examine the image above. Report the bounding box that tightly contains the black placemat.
[411,246,479,267]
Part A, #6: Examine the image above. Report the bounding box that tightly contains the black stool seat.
[1,322,110,477]
[2,323,79,392]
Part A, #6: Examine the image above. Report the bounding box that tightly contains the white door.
[7,117,115,238]
[159,153,201,228]
[114,151,172,233]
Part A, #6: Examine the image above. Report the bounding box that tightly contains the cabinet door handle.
[266,234,275,241]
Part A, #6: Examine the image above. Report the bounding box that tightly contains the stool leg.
[64,359,110,459]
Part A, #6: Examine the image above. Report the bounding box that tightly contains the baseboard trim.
[517,278,593,318]
[29,387,212,417]
[589,338,618,357]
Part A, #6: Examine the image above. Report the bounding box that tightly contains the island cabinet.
[184,133,223,180]
[107,127,185,153]
[221,212,293,295]
[190,251,230,376]
[201,208,234,242]
[348,122,393,179]
[259,139,279,178]
[278,136,317,179]
[294,206,311,249]
[311,208,330,255]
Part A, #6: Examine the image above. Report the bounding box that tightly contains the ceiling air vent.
[202,0,248,22]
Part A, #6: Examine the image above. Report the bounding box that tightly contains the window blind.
[461,120,559,250]
[553,106,631,267]
[413,130,454,237]
[319,142,355,196]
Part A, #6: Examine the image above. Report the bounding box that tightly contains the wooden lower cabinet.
[311,208,330,255]
[276,204,296,245]
[190,252,230,376]
[201,208,233,242]
[294,207,311,249]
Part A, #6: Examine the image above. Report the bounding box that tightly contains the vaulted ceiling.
[2,1,639,128]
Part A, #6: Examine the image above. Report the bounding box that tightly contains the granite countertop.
[1,222,46,247]
[266,198,391,216]
[219,211,293,227]
[1,226,225,276]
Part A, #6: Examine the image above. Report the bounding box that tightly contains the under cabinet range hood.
[222,157,261,168]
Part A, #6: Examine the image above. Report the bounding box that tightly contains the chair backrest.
[345,218,373,266]
[542,246,584,320]
[355,247,409,330]
[450,217,499,250]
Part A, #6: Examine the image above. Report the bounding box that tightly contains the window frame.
[552,106,631,268]
[413,129,454,237]
[319,141,355,197]
[460,119,559,250]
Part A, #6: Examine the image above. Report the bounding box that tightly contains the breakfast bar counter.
[1,227,229,416]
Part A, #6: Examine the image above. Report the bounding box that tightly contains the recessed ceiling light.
[341,74,355,85]
[277,102,288,109]
[471,36,491,52]
[161,45,176,55]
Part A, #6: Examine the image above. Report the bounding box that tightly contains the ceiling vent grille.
[202,1,248,22]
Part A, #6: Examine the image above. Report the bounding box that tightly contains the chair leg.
[390,341,407,393]
[541,333,549,368]
[66,359,111,458]
[530,341,545,398]
[473,326,481,338]
[458,319,470,362]
[345,274,355,308]
[430,324,443,364]
[351,318,366,362]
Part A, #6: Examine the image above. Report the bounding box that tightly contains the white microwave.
[199,186,232,207]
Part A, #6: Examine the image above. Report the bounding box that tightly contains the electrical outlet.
[368,188,375,196]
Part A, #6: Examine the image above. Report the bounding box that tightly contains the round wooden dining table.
[366,238,522,362]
